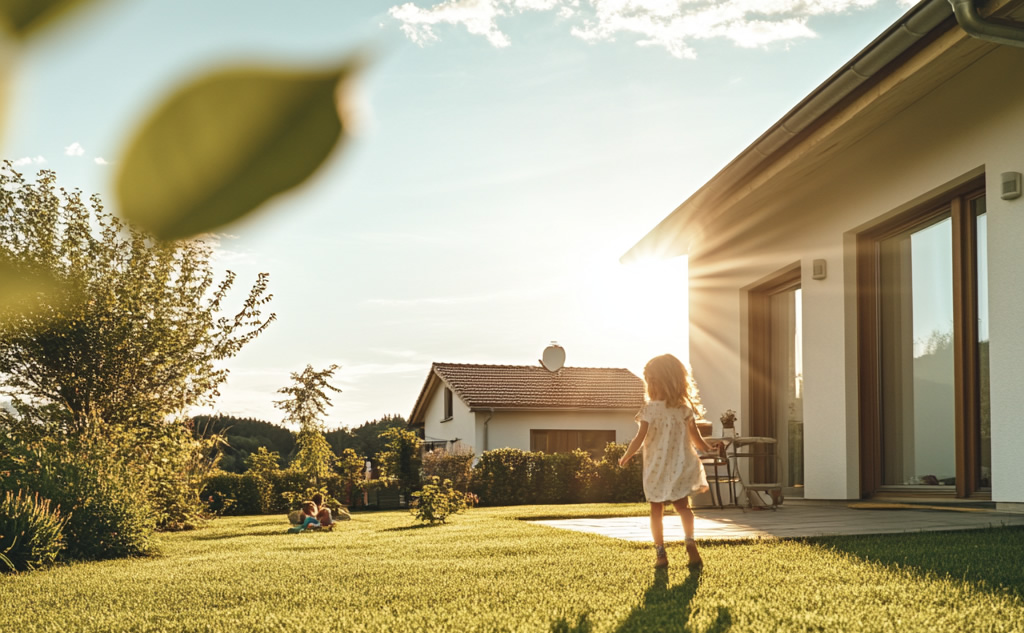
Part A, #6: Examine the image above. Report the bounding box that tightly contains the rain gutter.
[949,0,1024,47]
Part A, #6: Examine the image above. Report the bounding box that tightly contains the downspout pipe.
[949,0,1024,47]
[482,408,494,452]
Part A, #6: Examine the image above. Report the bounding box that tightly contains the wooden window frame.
[747,262,801,483]
[442,387,454,421]
[748,263,802,439]
[856,179,988,499]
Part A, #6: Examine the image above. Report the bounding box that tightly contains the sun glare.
[574,252,689,373]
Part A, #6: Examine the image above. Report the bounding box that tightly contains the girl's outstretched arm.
[686,415,712,453]
[619,421,649,467]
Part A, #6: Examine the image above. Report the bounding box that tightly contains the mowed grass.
[2,504,1024,633]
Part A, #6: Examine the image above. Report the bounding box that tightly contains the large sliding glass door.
[859,184,990,498]
[878,215,955,487]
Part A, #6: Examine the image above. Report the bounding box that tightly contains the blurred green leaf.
[116,62,358,241]
[0,0,98,37]
[0,257,63,318]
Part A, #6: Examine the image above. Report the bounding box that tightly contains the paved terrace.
[530,503,1024,541]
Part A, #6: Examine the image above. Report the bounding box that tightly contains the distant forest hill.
[190,414,409,473]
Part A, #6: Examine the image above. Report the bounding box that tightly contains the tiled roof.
[429,362,644,411]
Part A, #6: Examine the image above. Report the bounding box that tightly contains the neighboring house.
[623,0,1024,511]
[408,362,645,459]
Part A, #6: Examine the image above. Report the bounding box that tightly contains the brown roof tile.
[430,362,644,411]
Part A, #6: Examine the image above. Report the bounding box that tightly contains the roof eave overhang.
[408,366,441,426]
[620,0,971,265]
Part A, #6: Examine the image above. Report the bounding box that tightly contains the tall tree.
[0,167,275,435]
[274,364,341,486]
[377,427,422,498]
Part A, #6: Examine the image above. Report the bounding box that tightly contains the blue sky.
[3,0,916,428]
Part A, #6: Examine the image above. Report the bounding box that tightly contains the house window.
[530,430,616,459]
[748,263,804,495]
[857,181,989,498]
[443,387,453,420]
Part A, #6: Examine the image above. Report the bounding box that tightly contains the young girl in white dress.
[619,354,712,568]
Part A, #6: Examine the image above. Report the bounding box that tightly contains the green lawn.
[2,504,1023,632]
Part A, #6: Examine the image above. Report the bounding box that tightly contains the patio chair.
[697,420,739,508]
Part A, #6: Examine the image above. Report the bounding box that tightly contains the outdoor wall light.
[812,259,827,280]
[1001,172,1022,200]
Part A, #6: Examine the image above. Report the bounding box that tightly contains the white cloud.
[389,0,890,58]
[389,0,511,48]
[12,156,47,166]
[64,142,85,156]
[94,157,109,165]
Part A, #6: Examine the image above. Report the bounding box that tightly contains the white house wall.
[688,45,1024,503]
[421,383,476,451]
[479,410,639,455]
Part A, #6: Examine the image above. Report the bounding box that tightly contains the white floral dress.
[636,401,708,502]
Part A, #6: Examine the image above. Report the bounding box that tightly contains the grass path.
[2,504,1023,632]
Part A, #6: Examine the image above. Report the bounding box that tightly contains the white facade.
[419,381,638,456]
[683,43,1024,508]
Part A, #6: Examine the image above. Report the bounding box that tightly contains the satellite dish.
[540,343,565,372]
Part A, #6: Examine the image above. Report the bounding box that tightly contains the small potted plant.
[720,409,737,435]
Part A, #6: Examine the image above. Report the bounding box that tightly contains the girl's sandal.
[684,538,703,568]
[654,544,669,568]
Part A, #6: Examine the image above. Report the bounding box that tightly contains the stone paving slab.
[529,505,1024,542]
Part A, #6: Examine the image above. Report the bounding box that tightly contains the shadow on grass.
[603,567,730,633]
[193,528,290,541]
[381,523,440,532]
[806,525,1024,598]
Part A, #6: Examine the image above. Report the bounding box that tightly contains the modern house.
[623,0,1024,511]
[408,354,645,459]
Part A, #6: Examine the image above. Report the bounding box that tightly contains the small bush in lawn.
[0,490,68,573]
[410,477,466,524]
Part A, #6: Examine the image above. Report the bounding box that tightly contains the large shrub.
[469,445,644,506]
[0,491,67,573]
[245,447,282,514]
[142,422,224,531]
[1,433,154,561]
[533,450,597,504]
[335,448,367,506]
[471,448,535,506]
[594,442,644,503]
[421,449,474,492]
[377,427,422,496]
[202,472,262,516]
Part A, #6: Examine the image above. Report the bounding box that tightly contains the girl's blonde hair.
[643,354,705,417]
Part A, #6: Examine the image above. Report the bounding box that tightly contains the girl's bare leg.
[649,502,664,546]
[670,497,695,540]
[671,497,703,566]
[649,502,669,567]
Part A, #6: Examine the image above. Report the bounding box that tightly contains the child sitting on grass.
[287,501,322,533]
